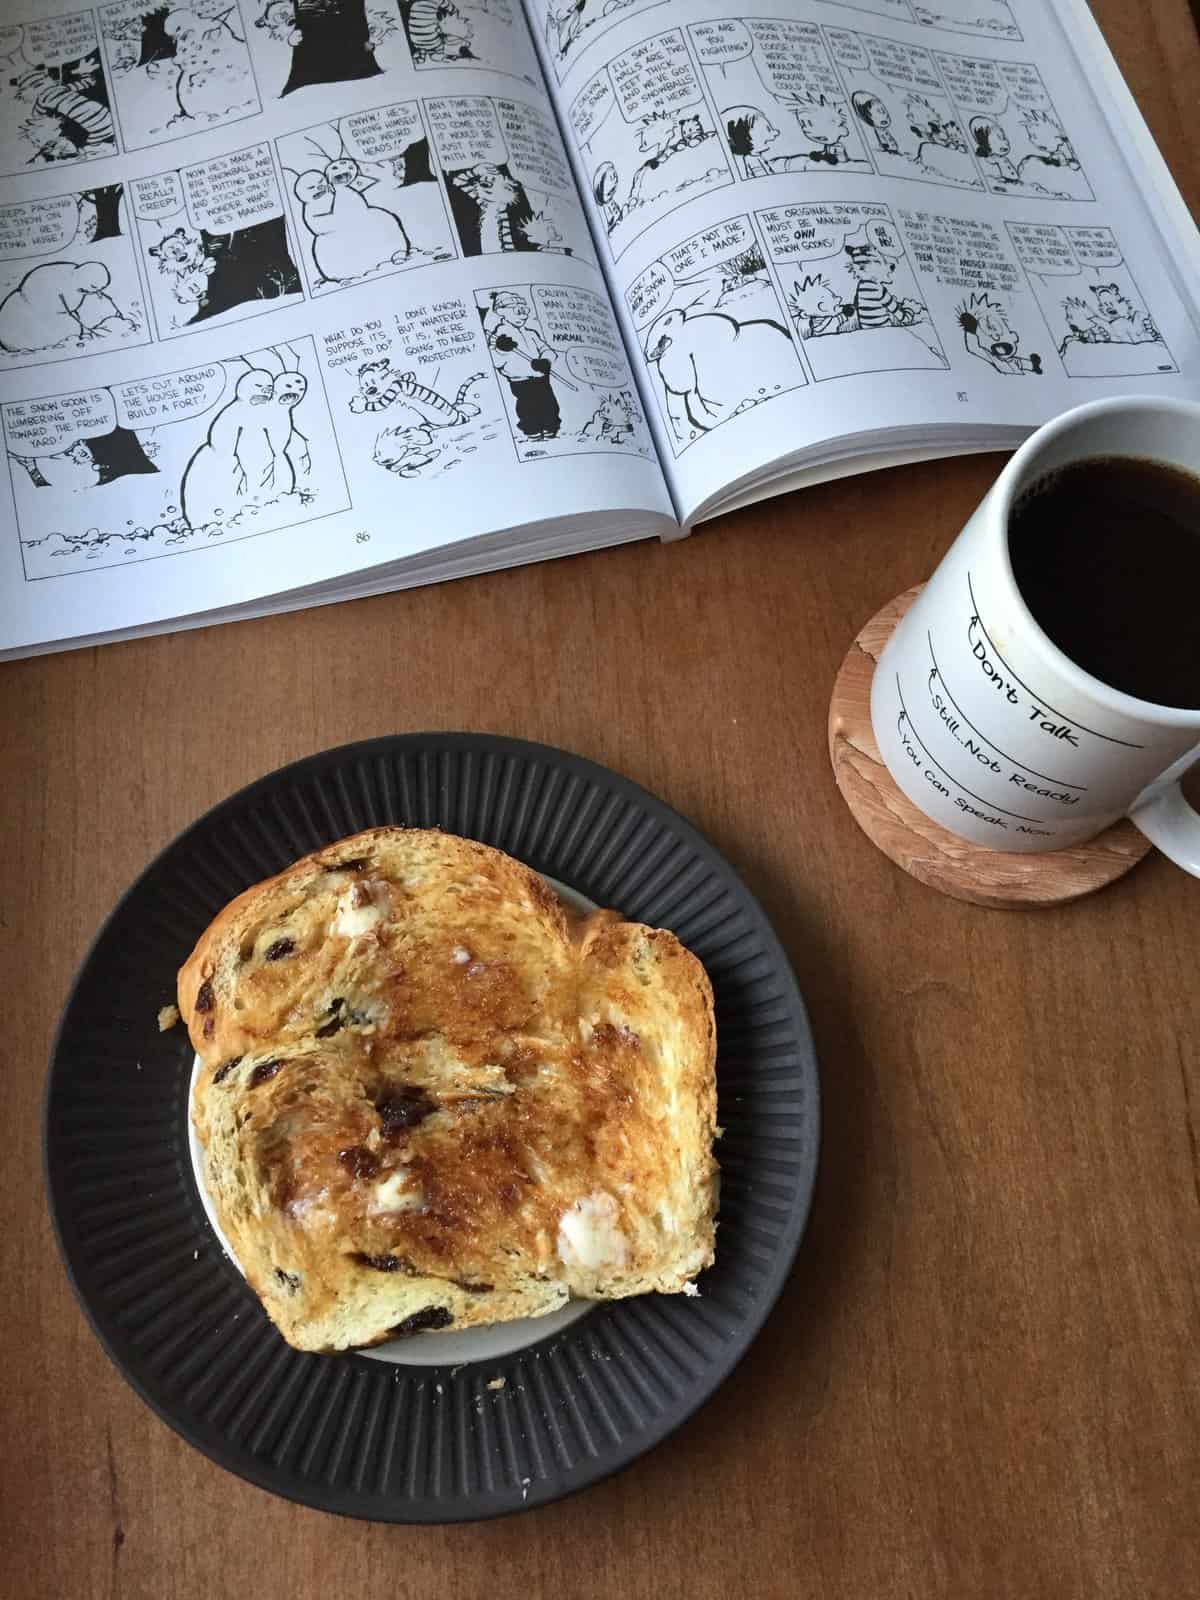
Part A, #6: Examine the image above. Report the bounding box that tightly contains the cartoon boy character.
[723,106,785,178]
[791,95,850,165]
[850,92,900,155]
[957,292,1043,372]
[970,116,1019,183]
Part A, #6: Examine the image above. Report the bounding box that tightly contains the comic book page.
[0,0,672,656]
[531,0,1200,520]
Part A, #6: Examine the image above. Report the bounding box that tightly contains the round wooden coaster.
[828,585,1153,909]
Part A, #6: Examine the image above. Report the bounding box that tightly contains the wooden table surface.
[3,6,1200,1596]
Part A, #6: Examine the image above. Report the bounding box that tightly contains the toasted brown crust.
[181,828,718,1352]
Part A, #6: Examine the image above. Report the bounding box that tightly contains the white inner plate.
[187,874,596,1365]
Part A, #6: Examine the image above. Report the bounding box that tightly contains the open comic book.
[1,0,1197,656]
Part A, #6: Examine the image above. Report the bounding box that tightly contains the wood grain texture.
[829,586,1153,907]
[2,6,1199,1597]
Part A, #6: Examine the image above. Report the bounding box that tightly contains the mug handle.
[1131,783,1200,877]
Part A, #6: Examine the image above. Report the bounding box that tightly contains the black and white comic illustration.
[98,0,260,149]
[6,339,348,578]
[819,0,1021,40]
[911,0,1020,39]
[538,0,666,85]
[569,30,732,260]
[248,0,402,97]
[0,187,147,370]
[476,283,654,461]
[935,52,1092,200]
[625,214,806,453]
[131,144,302,337]
[426,96,593,261]
[1007,223,1176,378]
[689,20,872,181]
[278,106,454,294]
[322,298,507,482]
[898,207,1048,374]
[0,12,118,175]
[825,28,982,190]
[759,201,947,380]
[399,0,539,83]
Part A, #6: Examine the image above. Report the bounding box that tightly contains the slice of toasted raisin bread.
[180,827,717,1353]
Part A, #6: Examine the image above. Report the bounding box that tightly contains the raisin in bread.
[180,827,718,1353]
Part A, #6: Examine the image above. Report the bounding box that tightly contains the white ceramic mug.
[871,396,1200,875]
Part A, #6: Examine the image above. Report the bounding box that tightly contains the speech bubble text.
[425,97,507,170]
[566,346,626,386]
[664,214,756,279]
[824,28,870,74]
[626,260,672,328]
[1006,221,1078,276]
[183,145,280,236]
[531,284,628,386]
[998,60,1052,110]
[857,34,943,93]
[569,72,615,148]
[748,19,843,105]
[115,364,226,429]
[898,208,1020,292]
[1063,226,1123,271]
[23,9,98,68]
[3,388,116,455]
[0,195,80,261]
[393,297,477,364]
[319,317,392,372]
[934,51,1005,114]
[689,19,752,68]
[131,172,184,222]
[343,100,424,162]
[758,200,890,262]
[496,99,571,191]
[611,30,702,124]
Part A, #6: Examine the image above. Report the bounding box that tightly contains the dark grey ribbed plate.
[45,734,819,1522]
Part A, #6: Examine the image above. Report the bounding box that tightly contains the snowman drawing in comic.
[956,292,1043,374]
[641,301,795,442]
[0,261,140,353]
[287,130,415,285]
[180,345,311,530]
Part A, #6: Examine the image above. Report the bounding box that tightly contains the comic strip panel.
[0,11,119,177]
[131,145,303,339]
[806,1,915,28]
[690,19,873,181]
[824,28,982,191]
[898,206,1051,376]
[247,0,406,99]
[6,337,349,579]
[278,105,455,296]
[98,0,260,151]
[0,187,148,372]
[820,0,1022,41]
[569,30,733,261]
[537,0,667,86]
[475,284,655,462]
[935,53,1092,200]
[912,0,1021,40]
[625,214,807,455]
[399,0,539,85]
[322,298,510,485]
[426,96,594,263]
[1007,223,1176,377]
[759,201,947,380]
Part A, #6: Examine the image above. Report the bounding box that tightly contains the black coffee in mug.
[1008,454,1200,709]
